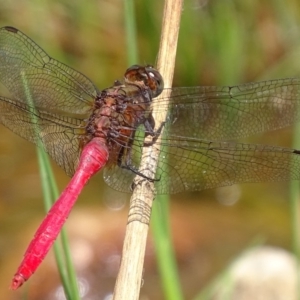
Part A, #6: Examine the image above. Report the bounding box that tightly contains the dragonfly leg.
[122,163,160,182]
[143,117,165,146]
[116,130,160,182]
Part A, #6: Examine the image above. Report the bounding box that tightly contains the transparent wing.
[104,135,300,194]
[150,79,300,140]
[0,96,85,176]
[1,25,300,194]
[104,78,300,194]
[0,26,98,116]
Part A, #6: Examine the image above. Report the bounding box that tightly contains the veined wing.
[0,96,86,176]
[103,134,300,194]
[150,79,300,140]
[103,78,300,193]
[0,26,98,116]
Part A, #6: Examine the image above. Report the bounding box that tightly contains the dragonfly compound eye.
[124,65,144,82]
[145,66,164,98]
[124,65,164,98]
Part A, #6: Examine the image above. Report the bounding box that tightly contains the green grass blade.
[21,71,80,300]
[124,0,138,65]
[152,197,183,300]
[36,148,73,300]
[37,147,80,300]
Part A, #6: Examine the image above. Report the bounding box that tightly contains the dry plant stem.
[113,0,183,299]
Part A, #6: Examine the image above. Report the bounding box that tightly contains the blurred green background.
[0,0,300,299]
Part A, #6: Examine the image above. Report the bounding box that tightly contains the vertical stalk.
[113,0,183,299]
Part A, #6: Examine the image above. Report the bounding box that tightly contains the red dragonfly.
[1,26,300,289]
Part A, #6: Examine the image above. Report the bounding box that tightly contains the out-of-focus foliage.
[1,0,300,87]
[1,0,300,299]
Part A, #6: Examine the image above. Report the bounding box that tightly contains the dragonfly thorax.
[85,81,154,154]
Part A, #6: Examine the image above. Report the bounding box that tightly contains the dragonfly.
[1,26,300,289]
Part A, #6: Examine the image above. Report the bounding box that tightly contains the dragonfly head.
[124,65,164,98]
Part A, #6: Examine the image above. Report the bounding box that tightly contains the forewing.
[0,26,98,115]
[0,96,84,176]
[153,79,300,140]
